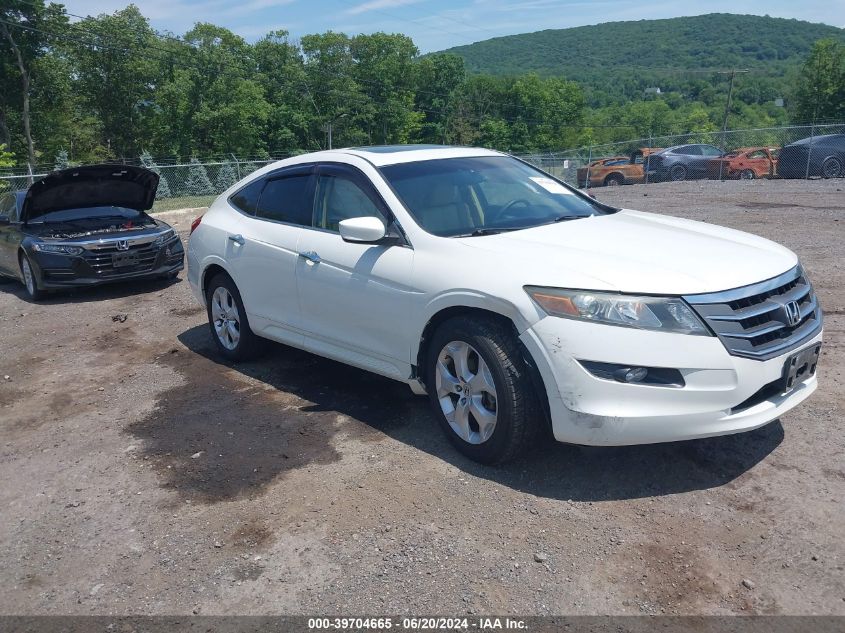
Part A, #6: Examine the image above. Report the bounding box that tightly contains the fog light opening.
[613,367,649,383]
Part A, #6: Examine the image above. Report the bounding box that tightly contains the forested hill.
[439,13,845,104]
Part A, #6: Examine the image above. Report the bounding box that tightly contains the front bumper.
[29,240,184,289]
[520,316,822,446]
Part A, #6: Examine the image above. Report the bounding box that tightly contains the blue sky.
[61,0,845,52]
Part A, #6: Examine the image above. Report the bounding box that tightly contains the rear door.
[694,145,721,178]
[222,165,315,343]
[294,163,415,380]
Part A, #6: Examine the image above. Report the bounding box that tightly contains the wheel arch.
[413,304,551,430]
[200,261,232,299]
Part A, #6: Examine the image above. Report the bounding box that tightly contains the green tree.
[140,150,172,199]
[184,157,214,196]
[0,0,68,167]
[414,53,465,144]
[0,144,14,168]
[793,39,845,123]
[215,160,238,191]
[71,6,161,158]
[54,148,68,171]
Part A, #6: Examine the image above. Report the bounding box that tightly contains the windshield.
[380,156,608,237]
[28,206,144,224]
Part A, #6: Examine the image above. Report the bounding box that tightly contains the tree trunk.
[1,22,36,176]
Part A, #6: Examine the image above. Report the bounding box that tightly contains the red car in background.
[709,147,779,180]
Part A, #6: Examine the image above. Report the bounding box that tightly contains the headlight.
[525,286,710,335]
[153,229,174,247]
[32,243,84,256]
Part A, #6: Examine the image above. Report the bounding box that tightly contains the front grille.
[82,242,161,276]
[684,266,822,360]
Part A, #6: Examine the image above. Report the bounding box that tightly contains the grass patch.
[152,195,216,213]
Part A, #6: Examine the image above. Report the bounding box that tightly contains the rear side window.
[229,178,264,215]
[256,175,314,226]
[681,145,702,155]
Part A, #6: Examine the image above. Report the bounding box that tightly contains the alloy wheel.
[211,286,241,350]
[822,158,842,179]
[435,340,498,444]
[21,258,36,297]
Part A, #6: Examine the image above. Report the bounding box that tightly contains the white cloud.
[344,0,426,16]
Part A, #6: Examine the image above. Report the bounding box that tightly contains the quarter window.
[313,174,385,232]
[229,178,264,215]
[256,175,314,226]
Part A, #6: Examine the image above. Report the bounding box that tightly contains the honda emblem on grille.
[784,300,801,326]
[116,239,129,251]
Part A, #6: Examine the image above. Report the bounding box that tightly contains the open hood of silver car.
[22,165,159,221]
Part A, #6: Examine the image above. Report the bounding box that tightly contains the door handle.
[228,234,245,245]
[299,250,321,264]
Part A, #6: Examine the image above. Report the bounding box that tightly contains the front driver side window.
[314,174,385,232]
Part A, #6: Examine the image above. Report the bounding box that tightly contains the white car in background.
[187,145,822,463]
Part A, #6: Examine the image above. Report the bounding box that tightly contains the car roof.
[289,145,506,167]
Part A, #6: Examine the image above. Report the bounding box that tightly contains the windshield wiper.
[455,227,518,237]
[553,215,590,223]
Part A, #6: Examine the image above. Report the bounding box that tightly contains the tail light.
[190,215,203,235]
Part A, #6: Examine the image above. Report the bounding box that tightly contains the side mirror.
[339,216,387,244]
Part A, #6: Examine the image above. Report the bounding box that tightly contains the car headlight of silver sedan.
[525,286,711,335]
[32,242,84,256]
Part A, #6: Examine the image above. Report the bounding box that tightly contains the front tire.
[740,169,755,180]
[425,316,540,464]
[604,174,624,187]
[670,165,687,181]
[205,273,261,361]
[19,254,45,301]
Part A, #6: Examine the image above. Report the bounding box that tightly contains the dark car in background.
[642,143,724,182]
[777,134,845,179]
[0,165,184,300]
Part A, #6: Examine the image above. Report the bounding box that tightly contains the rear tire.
[822,157,843,179]
[205,273,262,361]
[425,316,541,464]
[604,174,624,187]
[19,254,45,301]
[740,169,755,180]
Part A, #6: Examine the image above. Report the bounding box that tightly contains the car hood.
[457,210,797,295]
[22,165,159,222]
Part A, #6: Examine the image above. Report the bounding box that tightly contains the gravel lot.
[0,179,843,616]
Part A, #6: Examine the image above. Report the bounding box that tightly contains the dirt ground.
[0,179,843,616]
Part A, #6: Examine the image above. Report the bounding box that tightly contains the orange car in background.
[577,148,662,187]
[708,147,779,180]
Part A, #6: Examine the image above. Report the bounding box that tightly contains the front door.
[295,163,415,380]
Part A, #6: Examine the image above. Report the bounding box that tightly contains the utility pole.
[717,69,749,181]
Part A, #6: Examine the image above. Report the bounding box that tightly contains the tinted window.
[700,145,723,157]
[256,175,313,225]
[381,156,606,237]
[229,178,264,215]
[679,145,702,155]
[314,175,385,232]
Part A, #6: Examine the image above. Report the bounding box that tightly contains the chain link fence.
[0,155,291,211]
[517,123,845,189]
[1,124,843,210]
